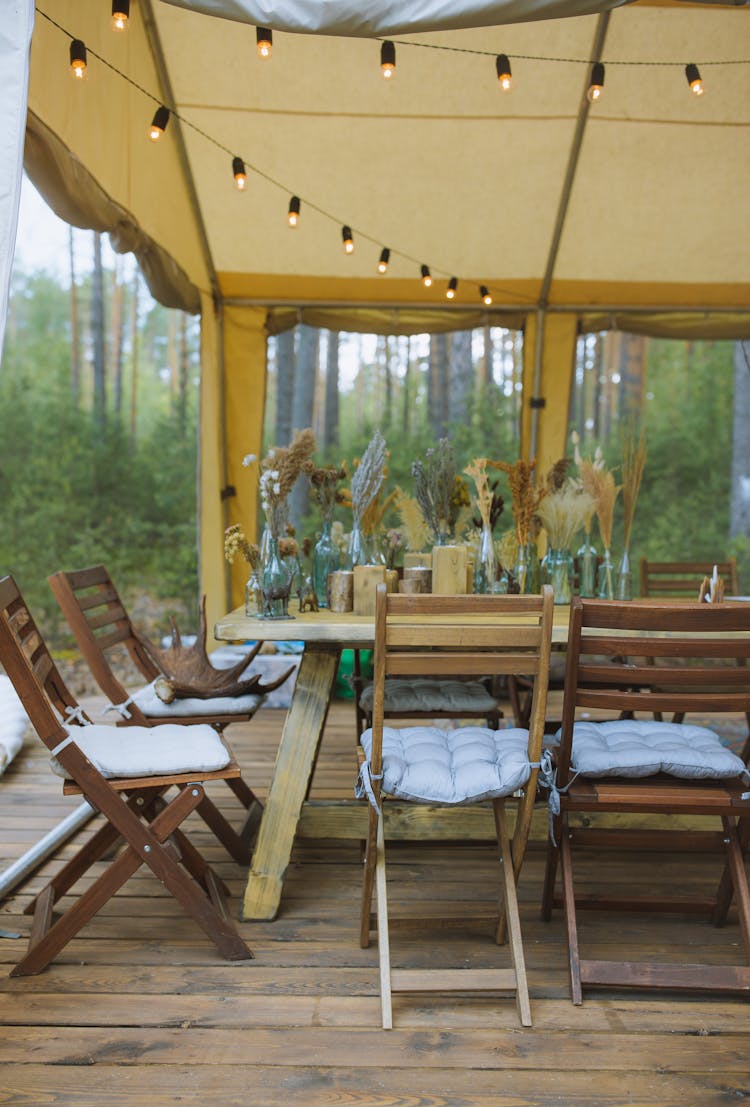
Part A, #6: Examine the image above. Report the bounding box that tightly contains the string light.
[685,63,704,95]
[288,196,301,226]
[256,27,272,58]
[446,277,458,300]
[495,53,512,91]
[378,248,390,273]
[480,285,492,305]
[69,39,87,79]
[342,225,354,253]
[381,40,396,79]
[232,156,247,190]
[420,264,432,287]
[149,105,170,141]
[111,1,129,31]
[586,62,605,103]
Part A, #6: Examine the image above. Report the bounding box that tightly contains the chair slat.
[387,653,540,677]
[75,585,120,612]
[386,624,542,649]
[581,632,750,659]
[84,604,129,632]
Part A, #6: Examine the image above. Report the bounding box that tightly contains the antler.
[135,596,296,702]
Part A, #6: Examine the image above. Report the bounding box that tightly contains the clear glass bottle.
[260,536,293,619]
[616,548,633,601]
[244,569,262,616]
[346,519,367,569]
[312,520,340,608]
[473,524,497,594]
[548,548,572,605]
[577,539,598,598]
[598,547,614,600]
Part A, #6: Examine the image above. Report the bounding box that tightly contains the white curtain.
[0,1,34,362]
[160,0,628,36]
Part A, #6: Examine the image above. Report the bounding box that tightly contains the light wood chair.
[0,575,253,976]
[542,597,750,1003]
[48,565,266,854]
[358,585,554,1028]
[640,557,740,598]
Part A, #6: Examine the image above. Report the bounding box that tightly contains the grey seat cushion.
[52,722,231,779]
[128,680,264,719]
[359,678,499,716]
[559,719,747,780]
[360,724,532,804]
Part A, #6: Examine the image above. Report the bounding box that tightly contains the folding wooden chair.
[542,597,750,1003]
[0,575,253,976]
[48,565,267,851]
[640,557,740,598]
[358,584,554,1028]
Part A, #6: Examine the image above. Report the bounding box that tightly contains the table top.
[215,603,574,646]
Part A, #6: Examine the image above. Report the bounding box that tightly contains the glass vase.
[577,539,598,598]
[473,524,497,594]
[547,547,572,605]
[346,519,367,569]
[260,536,294,619]
[514,540,539,594]
[616,547,633,601]
[244,569,262,616]
[312,520,340,608]
[598,547,615,600]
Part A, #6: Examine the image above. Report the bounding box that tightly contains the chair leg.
[541,821,560,922]
[192,788,253,865]
[712,816,750,927]
[558,815,583,1005]
[494,800,531,1027]
[716,816,750,961]
[374,814,393,1030]
[360,805,378,948]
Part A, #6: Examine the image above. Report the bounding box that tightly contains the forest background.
[2,184,749,646]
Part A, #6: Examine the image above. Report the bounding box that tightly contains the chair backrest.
[369,585,554,774]
[639,557,740,598]
[48,565,159,710]
[557,597,750,783]
[0,575,90,749]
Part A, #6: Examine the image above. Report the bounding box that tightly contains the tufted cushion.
[51,722,232,779]
[360,725,532,804]
[359,679,498,716]
[129,681,264,719]
[562,720,747,780]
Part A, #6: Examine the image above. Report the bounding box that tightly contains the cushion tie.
[63,705,91,726]
[103,693,136,720]
[50,734,76,759]
[355,760,383,817]
[537,750,581,844]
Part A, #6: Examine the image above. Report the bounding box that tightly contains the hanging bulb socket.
[111,0,130,31]
[288,196,301,227]
[480,285,492,306]
[149,105,170,141]
[381,40,396,79]
[495,53,512,91]
[69,39,87,79]
[378,247,390,273]
[685,63,704,96]
[586,62,605,103]
[342,225,354,253]
[446,277,458,300]
[232,157,247,190]
[256,27,272,58]
[420,265,432,288]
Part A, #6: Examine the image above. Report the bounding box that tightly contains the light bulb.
[420,264,432,288]
[495,54,512,91]
[446,277,458,300]
[256,27,272,58]
[378,248,390,274]
[342,225,354,253]
[685,63,704,96]
[480,285,492,306]
[381,41,395,80]
[288,196,301,227]
[149,106,169,142]
[232,157,247,190]
[69,39,87,79]
[112,1,129,31]
[586,62,604,104]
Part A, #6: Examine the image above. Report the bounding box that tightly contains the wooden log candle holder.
[328,570,354,613]
[432,544,468,594]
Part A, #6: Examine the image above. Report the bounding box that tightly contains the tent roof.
[27,1,750,317]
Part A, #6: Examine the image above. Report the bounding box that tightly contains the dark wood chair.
[542,597,750,1003]
[359,585,554,1028]
[48,565,266,845]
[0,575,253,976]
[640,557,740,598]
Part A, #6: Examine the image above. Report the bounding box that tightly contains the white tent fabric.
[0,0,34,360]
[161,0,630,36]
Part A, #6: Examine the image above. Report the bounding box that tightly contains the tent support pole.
[0,802,95,904]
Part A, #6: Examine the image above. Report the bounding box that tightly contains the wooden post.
[432,545,468,594]
[353,566,386,616]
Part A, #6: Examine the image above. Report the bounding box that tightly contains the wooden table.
[215,604,572,920]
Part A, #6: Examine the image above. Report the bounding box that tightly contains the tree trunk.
[730,340,750,541]
[289,324,319,528]
[111,256,124,418]
[449,329,473,425]
[323,330,340,451]
[429,333,449,438]
[68,226,81,406]
[177,311,189,436]
[91,231,106,428]
[402,336,411,438]
[167,311,178,414]
[129,268,139,445]
[275,328,296,446]
[383,335,393,429]
[478,324,492,389]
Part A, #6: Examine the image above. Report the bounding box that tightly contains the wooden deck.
[1,694,750,1105]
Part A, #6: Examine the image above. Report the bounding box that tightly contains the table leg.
[240,643,340,921]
